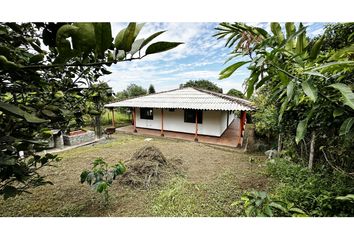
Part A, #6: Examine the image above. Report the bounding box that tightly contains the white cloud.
[176,70,220,79]
[104,22,326,96]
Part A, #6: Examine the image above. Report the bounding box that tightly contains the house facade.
[135,107,234,137]
[105,87,255,145]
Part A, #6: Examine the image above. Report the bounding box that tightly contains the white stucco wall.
[219,111,235,134]
[135,108,231,137]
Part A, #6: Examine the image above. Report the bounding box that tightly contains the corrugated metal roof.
[105,87,256,111]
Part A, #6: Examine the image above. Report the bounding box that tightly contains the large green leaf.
[333,109,344,118]
[303,71,326,78]
[133,23,145,40]
[295,118,308,144]
[296,23,306,54]
[0,102,48,123]
[339,117,354,136]
[145,41,183,55]
[336,194,354,202]
[93,23,112,58]
[330,83,354,110]
[121,23,136,52]
[246,72,260,98]
[270,22,284,43]
[302,81,318,102]
[309,36,324,60]
[283,26,306,49]
[114,23,137,52]
[310,61,354,72]
[287,81,295,100]
[140,31,166,50]
[285,22,295,38]
[278,100,288,123]
[130,38,145,56]
[219,61,251,80]
[269,202,287,212]
[285,22,296,50]
[72,23,96,53]
[114,28,126,49]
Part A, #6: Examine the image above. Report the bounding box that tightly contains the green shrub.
[232,191,307,217]
[267,158,354,216]
[80,158,126,206]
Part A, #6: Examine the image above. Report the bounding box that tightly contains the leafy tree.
[115,90,129,101]
[180,80,223,93]
[251,87,278,141]
[126,83,147,97]
[314,23,354,51]
[0,22,182,199]
[215,22,354,170]
[226,88,245,98]
[84,82,114,138]
[148,84,156,94]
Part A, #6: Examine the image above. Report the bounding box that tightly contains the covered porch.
[115,118,242,148]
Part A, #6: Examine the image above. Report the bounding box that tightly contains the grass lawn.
[0,133,270,217]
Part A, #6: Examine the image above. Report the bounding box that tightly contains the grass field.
[84,109,131,129]
[0,133,270,217]
[100,109,131,126]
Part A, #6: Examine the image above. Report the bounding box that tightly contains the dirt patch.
[120,145,183,188]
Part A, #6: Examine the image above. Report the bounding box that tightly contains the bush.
[233,191,307,217]
[267,158,354,216]
[80,158,126,206]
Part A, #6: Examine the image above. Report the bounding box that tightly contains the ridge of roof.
[192,87,256,110]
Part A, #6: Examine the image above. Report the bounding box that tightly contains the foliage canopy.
[180,79,223,93]
[0,22,182,199]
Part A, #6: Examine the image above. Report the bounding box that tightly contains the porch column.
[133,107,137,133]
[237,111,247,147]
[194,110,198,142]
[111,108,115,128]
[161,109,164,136]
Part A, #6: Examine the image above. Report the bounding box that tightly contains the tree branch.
[19,55,147,70]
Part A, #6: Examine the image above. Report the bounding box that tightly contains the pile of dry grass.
[120,145,183,188]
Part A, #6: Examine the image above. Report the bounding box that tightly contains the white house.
[105,87,255,146]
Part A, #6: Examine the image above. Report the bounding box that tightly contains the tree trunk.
[277,134,282,153]
[95,115,102,139]
[308,131,316,170]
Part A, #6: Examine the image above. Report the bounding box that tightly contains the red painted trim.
[133,107,137,132]
[161,109,164,136]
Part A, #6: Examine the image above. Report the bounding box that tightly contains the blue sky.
[103,22,326,94]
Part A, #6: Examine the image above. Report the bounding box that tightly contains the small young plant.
[80,158,126,206]
[232,191,307,217]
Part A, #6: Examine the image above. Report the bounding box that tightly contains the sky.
[103,22,327,94]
